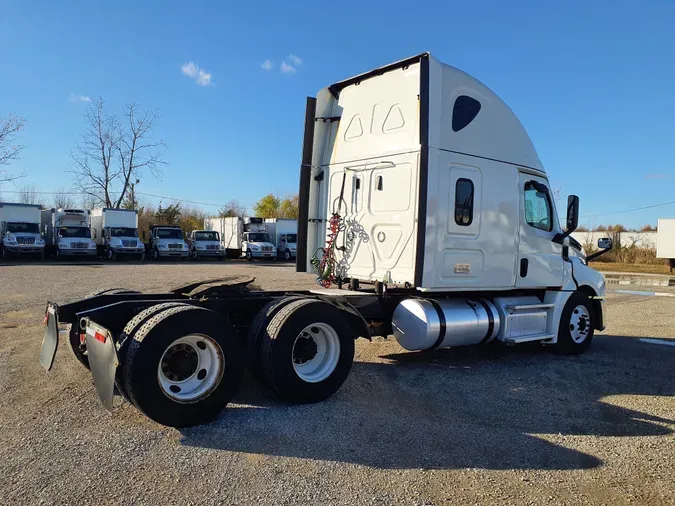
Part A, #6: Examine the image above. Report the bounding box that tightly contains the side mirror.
[598,237,612,250]
[566,195,579,233]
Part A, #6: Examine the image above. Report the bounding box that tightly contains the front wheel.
[191,249,199,261]
[153,248,160,261]
[554,292,595,355]
[107,248,116,262]
[284,249,292,261]
[246,249,253,261]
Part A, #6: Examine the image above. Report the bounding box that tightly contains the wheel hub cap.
[569,305,591,343]
[291,323,341,383]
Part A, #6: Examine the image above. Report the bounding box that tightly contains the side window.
[454,178,474,226]
[524,182,553,231]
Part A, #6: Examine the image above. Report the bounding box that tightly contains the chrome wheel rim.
[292,323,340,383]
[157,334,224,403]
[569,305,591,343]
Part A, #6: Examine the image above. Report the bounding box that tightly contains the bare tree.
[219,199,247,218]
[0,114,26,185]
[52,188,76,210]
[113,103,165,208]
[71,99,165,209]
[18,184,40,205]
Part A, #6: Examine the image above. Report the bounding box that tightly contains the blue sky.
[1,0,673,228]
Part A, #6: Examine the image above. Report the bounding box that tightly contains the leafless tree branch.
[0,114,27,185]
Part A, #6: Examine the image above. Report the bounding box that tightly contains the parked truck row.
[0,202,298,262]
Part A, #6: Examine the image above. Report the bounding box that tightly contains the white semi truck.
[90,208,145,261]
[204,216,243,259]
[656,218,675,273]
[40,53,612,429]
[41,208,97,259]
[264,218,298,261]
[0,202,45,260]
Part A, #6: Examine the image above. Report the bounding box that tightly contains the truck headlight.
[158,244,167,249]
[219,244,224,250]
[196,244,205,250]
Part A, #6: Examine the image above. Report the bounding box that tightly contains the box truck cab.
[90,208,145,261]
[42,209,97,259]
[242,218,277,260]
[148,225,189,260]
[188,230,226,260]
[264,218,298,261]
[0,202,45,260]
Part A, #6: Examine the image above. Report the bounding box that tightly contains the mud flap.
[39,303,59,371]
[83,319,119,413]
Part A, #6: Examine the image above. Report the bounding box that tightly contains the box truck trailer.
[0,202,45,260]
[656,218,675,272]
[41,208,97,259]
[40,53,612,428]
[204,216,243,259]
[264,218,298,261]
[90,208,145,261]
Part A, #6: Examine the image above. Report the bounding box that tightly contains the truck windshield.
[156,229,183,239]
[195,231,219,241]
[7,223,39,234]
[60,227,90,238]
[110,227,138,237]
[248,233,271,242]
[285,234,297,243]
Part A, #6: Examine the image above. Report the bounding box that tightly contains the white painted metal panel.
[657,218,675,258]
[0,203,41,225]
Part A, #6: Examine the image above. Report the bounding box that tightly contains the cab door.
[516,172,564,288]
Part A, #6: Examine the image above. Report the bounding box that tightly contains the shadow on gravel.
[180,334,674,471]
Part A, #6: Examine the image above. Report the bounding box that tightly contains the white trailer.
[0,202,45,260]
[90,208,145,261]
[41,208,97,259]
[656,218,675,272]
[204,216,243,259]
[40,53,613,429]
[264,218,298,261]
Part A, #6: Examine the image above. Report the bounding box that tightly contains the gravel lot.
[0,261,673,505]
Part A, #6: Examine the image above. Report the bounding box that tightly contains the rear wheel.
[69,288,141,369]
[554,292,595,355]
[260,298,356,403]
[121,305,244,427]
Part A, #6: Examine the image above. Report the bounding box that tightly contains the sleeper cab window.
[454,178,474,226]
[524,182,553,231]
[452,95,482,132]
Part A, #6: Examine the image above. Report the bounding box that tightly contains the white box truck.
[40,53,613,429]
[656,218,675,273]
[188,230,226,260]
[0,202,45,260]
[264,218,298,261]
[204,216,243,259]
[41,208,97,259]
[242,217,276,261]
[147,225,189,260]
[90,208,145,261]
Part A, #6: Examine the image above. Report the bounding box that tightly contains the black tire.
[260,298,356,403]
[554,292,595,355]
[122,305,245,427]
[139,251,146,262]
[246,296,305,385]
[246,249,253,261]
[107,249,116,262]
[153,248,160,261]
[191,249,199,261]
[69,288,141,369]
[115,302,192,401]
[284,249,291,261]
[39,250,45,261]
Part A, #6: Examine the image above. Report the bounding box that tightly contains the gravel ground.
[0,260,674,505]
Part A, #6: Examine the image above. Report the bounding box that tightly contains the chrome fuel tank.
[392,298,500,351]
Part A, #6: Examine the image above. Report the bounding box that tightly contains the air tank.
[392,298,500,351]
